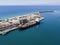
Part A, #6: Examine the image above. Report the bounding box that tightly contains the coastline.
[0,17,44,35]
[0,11,44,35]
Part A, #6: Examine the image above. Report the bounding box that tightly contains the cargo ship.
[0,11,44,35]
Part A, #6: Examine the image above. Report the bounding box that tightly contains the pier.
[0,27,18,35]
[0,11,44,35]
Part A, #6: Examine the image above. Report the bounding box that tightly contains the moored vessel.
[0,11,44,35]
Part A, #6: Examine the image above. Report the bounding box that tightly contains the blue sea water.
[0,6,60,45]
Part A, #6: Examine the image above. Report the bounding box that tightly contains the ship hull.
[18,21,40,30]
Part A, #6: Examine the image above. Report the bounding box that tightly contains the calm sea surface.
[0,6,60,45]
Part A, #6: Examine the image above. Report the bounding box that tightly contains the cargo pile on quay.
[0,11,44,35]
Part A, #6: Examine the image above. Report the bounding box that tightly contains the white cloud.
[0,0,60,5]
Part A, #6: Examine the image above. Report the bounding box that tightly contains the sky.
[0,0,60,5]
